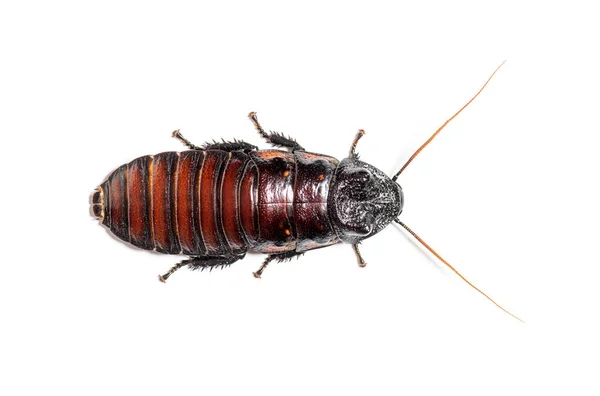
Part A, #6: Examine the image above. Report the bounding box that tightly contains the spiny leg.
[172,129,203,150]
[202,139,258,153]
[253,251,305,278]
[187,253,246,272]
[352,243,367,267]
[248,111,269,141]
[267,131,305,152]
[349,129,366,158]
[253,255,275,279]
[159,253,246,283]
[159,258,192,283]
[173,129,257,153]
[248,111,305,152]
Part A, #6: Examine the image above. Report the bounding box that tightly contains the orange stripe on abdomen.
[176,151,204,255]
[127,155,153,250]
[151,152,180,254]
[220,152,248,252]
[103,164,129,242]
[199,151,228,255]
[239,163,258,242]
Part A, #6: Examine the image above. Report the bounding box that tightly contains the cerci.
[92,112,400,281]
[92,64,523,322]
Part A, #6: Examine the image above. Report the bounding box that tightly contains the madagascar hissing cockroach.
[92,62,522,321]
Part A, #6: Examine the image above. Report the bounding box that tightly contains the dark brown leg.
[253,251,305,278]
[174,129,257,152]
[349,129,366,158]
[248,112,305,152]
[253,255,275,278]
[159,253,245,282]
[159,260,189,283]
[352,243,367,267]
[248,112,268,141]
[203,140,257,152]
[172,129,203,150]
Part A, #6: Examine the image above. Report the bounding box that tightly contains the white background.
[2,1,599,395]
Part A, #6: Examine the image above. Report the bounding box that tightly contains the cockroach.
[92,62,522,321]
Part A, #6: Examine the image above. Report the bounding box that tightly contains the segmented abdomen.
[92,149,340,255]
[94,151,252,255]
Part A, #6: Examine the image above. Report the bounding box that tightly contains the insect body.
[93,115,401,278]
[92,63,522,321]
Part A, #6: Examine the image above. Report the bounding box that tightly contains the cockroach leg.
[253,255,275,278]
[159,259,189,283]
[172,129,203,150]
[173,130,257,153]
[349,129,366,159]
[248,111,267,138]
[253,251,305,278]
[202,140,258,153]
[352,243,367,267]
[160,253,246,282]
[267,131,305,152]
[248,111,305,152]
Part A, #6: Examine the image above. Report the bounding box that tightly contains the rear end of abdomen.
[94,150,251,256]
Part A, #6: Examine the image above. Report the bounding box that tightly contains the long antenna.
[394,219,523,322]
[392,61,506,181]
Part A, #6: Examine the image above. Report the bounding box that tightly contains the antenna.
[392,61,506,181]
[394,219,523,322]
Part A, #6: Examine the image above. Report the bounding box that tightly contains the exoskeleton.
[92,63,522,321]
[92,113,401,280]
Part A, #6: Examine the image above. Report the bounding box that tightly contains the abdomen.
[92,149,340,255]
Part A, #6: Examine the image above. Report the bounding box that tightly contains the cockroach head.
[328,158,404,244]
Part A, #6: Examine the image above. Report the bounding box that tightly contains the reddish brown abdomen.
[95,151,251,255]
[92,149,341,256]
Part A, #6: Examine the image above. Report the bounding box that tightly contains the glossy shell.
[92,149,340,255]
